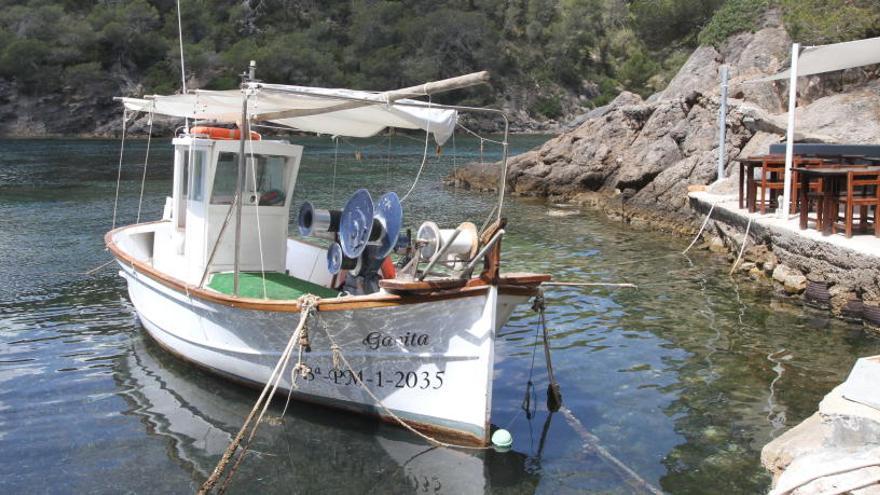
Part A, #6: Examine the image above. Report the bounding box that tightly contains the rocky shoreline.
[449,16,880,331]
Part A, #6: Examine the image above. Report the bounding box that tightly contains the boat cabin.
[148,134,336,298]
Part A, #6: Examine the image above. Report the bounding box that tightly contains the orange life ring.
[190,126,261,141]
[380,257,396,279]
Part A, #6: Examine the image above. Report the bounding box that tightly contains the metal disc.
[339,189,374,259]
[372,192,403,259]
[326,242,358,274]
[417,221,441,260]
[327,242,344,274]
[297,201,316,236]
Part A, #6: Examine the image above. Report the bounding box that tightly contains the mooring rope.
[682,201,716,255]
[199,295,320,494]
[729,216,753,275]
[81,259,115,276]
[560,406,665,495]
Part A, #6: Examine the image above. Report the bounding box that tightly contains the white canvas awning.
[119,84,459,145]
[752,36,880,82]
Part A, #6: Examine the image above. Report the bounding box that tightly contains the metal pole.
[716,65,729,181]
[234,62,255,296]
[780,43,800,219]
[496,114,510,221]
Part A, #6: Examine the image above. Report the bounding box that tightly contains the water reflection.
[115,336,539,494]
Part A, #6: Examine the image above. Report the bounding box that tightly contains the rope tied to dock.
[199,294,320,495]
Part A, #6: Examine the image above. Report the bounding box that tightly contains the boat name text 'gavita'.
[363,331,430,350]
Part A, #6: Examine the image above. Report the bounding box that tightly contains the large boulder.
[655,46,722,101]
[450,15,880,226]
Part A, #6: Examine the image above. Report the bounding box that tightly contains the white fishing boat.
[106,65,550,447]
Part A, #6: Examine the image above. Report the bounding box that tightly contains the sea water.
[1,136,879,494]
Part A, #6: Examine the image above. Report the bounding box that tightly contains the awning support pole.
[234,61,255,296]
[780,43,800,219]
[716,65,729,181]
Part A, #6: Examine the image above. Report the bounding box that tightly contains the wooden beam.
[253,71,490,122]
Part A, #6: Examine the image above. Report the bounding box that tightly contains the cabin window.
[211,152,238,204]
[188,150,206,202]
[210,152,289,206]
[253,155,288,205]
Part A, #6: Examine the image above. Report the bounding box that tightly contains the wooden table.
[736,157,764,210]
[795,166,880,235]
[737,155,825,213]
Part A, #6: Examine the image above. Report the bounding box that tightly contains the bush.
[617,47,660,96]
[531,95,563,119]
[698,0,771,47]
[780,0,880,45]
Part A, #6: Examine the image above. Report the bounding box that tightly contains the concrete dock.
[687,188,880,326]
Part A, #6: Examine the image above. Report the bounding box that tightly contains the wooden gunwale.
[106,222,547,313]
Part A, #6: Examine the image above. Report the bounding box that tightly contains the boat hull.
[118,262,528,445]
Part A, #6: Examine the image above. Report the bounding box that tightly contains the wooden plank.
[497,272,552,285]
[379,278,468,293]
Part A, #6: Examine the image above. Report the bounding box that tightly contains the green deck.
[207,272,339,300]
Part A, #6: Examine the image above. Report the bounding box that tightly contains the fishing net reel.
[413,221,479,275]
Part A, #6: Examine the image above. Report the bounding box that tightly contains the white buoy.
[491,428,513,450]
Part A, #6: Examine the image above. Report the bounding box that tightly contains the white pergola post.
[780,43,800,219]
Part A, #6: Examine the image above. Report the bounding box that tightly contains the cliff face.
[450,16,880,230]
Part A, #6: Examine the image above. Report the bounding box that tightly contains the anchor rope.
[535,289,662,494]
[135,110,154,224]
[199,295,320,495]
[534,290,562,412]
